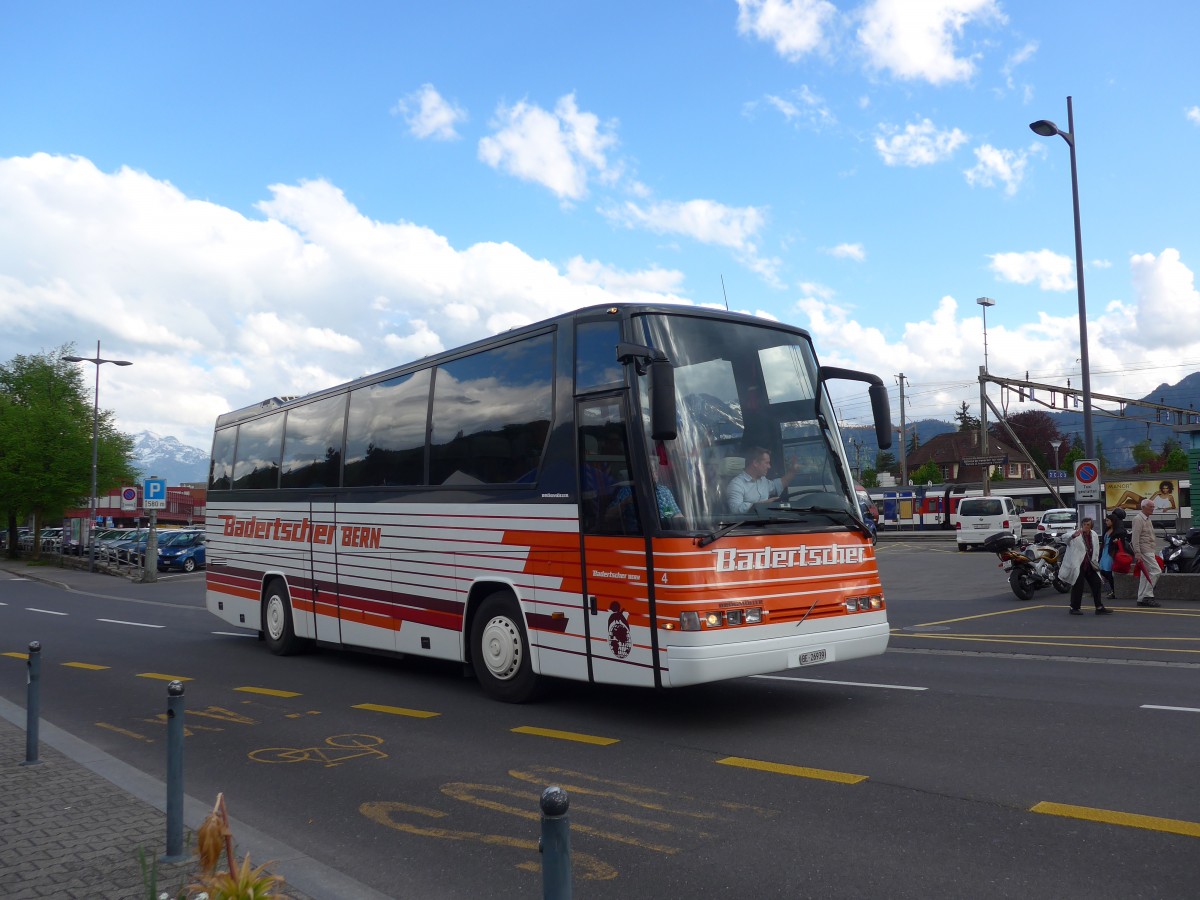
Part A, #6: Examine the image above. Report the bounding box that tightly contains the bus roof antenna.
[720,275,729,310]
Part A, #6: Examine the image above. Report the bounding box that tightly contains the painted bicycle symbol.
[249,733,387,767]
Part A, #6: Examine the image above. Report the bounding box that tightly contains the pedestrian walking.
[1098,513,1117,599]
[1059,517,1112,616]
[1131,498,1161,607]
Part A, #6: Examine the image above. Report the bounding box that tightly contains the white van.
[955,495,1020,550]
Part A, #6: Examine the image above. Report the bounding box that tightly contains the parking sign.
[1073,459,1101,502]
[144,477,167,510]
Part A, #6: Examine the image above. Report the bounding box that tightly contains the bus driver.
[726,447,801,514]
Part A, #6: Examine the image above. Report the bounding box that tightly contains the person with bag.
[1109,507,1134,576]
[1059,517,1113,616]
[1131,498,1162,607]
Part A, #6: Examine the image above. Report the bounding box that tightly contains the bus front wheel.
[263,578,302,656]
[470,593,540,703]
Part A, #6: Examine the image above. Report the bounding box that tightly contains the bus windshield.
[634,312,858,533]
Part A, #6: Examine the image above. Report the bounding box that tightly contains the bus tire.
[470,593,540,703]
[263,578,302,656]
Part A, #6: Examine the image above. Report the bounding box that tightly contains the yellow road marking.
[95,722,153,742]
[896,633,1200,655]
[1031,801,1200,838]
[902,632,1200,643]
[717,756,867,784]
[236,686,301,698]
[512,725,619,746]
[64,662,109,670]
[908,606,1053,627]
[136,672,193,682]
[3,652,29,660]
[353,703,440,719]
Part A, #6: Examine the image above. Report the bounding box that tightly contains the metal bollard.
[161,680,187,862]
[21,641,42,766]
[539,785,571,900]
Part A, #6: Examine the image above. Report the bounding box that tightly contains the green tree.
[910,460,941,485]
[1130,438,1156,473]
[1062,433,1085,471]
[875,450,896,473]
[0,346,137,559]
[860,468,879,488]
[954,401,980,433]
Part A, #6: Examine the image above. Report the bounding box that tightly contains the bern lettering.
[218,516,381,550]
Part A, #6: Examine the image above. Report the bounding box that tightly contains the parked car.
[157,530,206,572]
[1036,508,1078,540]
[955,495,1020,551]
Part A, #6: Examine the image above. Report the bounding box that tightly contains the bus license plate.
[793,649,827,667]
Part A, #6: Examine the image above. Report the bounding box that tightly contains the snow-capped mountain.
[132,431,209,485]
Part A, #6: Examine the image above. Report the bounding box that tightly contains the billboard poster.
[1104,478,1178,515]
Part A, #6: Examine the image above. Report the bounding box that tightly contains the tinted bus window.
[430,334,553,485]
[344,368,431,488]
[281,394,347,489]
[209,427,236,490]
[231,413,284,490]
[575,320,623,392]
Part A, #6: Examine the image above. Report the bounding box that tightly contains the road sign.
[144,477,167,510]
[1073,459,1101,502]
[962,456,1006,467]
[120,487,138,511]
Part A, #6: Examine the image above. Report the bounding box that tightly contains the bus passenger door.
[307,497,342,644]
[576,398,659,688]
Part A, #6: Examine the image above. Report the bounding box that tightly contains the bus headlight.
[680,611,701,631]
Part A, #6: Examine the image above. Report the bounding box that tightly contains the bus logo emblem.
[607,602,631,659]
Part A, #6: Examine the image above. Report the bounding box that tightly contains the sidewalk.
[0,560,392,900]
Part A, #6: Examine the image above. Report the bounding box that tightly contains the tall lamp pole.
[62,341,132,572]
[1030,97,1094,459]
[976,297,996,495]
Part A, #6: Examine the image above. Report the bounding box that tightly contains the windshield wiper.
[797,506,874,540]
[697,518,776,547]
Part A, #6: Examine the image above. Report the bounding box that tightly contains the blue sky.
[2,1,1198,450]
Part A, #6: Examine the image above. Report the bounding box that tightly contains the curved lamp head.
[1029,119,1060,138]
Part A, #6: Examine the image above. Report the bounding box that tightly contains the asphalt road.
[2,545,1198,899]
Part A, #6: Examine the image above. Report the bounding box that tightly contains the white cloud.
[392,84,468,140]
[988,249,1075,291]
[1130,248,1200,345]
[963,143,1029,195]
[759,85,836,129]
[857,0,1005,85]
[826,243,866,261]
[735,0,838,61]
[0,153,691,447]
[875,118,968,166]
[1187,106,1200,125]
[478,93,618,201]
[602,197,782,286]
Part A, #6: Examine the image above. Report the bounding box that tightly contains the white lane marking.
[214,631,258,638]
[753,674,928,691]
[96,618,165,629]
[28,607,67,616]
[1141,704,1200,714]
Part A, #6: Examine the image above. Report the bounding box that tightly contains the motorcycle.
[1162,528,1200,573]
[983,531,1071,601]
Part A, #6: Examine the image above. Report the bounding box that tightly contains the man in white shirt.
[1131,497,1161,607]
[726,447,799,514]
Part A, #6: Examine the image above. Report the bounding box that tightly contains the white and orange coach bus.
[205,304,893,701]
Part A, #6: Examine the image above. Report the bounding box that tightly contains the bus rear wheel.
[470,593,540,703]
[263,578,303,655]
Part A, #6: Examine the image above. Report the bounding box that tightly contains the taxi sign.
[144,477,167,510]
[1073,459,1101,502]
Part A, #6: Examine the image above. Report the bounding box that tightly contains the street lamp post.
[1050,439,1062,477]
[62,342,132,572]
[976,298,996,496]
[1030,97,1094,460]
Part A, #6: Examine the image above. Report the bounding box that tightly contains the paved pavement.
[0,557,390,900]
